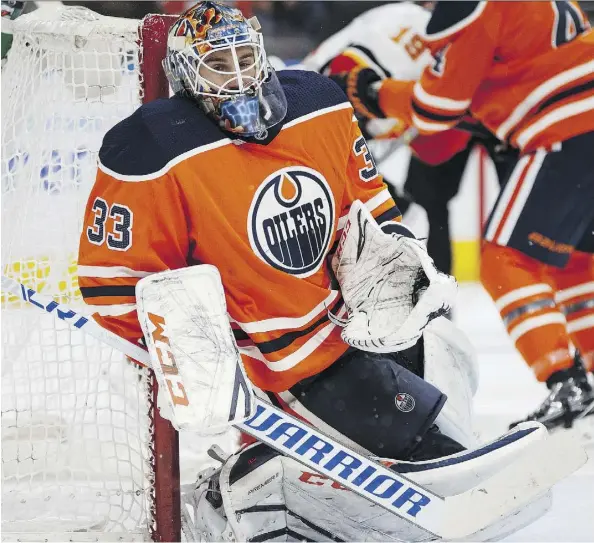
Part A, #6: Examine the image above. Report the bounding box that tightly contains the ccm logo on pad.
[147,312,189,406]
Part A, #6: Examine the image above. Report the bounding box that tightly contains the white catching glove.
[331,200,457,353]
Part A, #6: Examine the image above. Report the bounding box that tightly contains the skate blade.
[548,401,594,448]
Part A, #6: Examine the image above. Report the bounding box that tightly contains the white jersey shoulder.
[301,2,432,80]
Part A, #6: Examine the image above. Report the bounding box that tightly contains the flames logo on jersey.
[248,167,335,278]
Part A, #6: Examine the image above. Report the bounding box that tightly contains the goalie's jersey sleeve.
[77,70,400,393]
[378,1,594,151]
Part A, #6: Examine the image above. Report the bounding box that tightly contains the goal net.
[1,6,179,541]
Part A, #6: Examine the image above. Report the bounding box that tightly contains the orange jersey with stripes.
[77,70,401,393]
[378,1,594,152]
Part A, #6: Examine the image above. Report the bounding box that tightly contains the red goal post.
[141,14,182,543]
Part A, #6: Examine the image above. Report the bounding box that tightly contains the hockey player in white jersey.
[301,1,434,144]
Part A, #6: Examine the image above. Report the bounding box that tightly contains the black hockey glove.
[329,67,386,121]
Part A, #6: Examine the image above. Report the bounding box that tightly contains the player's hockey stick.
[3,274,587,540]
[372,126,419,168]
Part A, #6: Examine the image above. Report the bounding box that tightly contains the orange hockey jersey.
[77,70,401,392]
[378,1,594,152]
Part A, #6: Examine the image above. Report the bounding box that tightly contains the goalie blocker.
[136,265,255,434]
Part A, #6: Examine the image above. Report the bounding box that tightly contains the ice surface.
[455,283,594,542]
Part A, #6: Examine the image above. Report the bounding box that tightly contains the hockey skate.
[510,353,594,432]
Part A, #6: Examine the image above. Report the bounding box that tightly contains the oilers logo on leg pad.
[248,166,335,278]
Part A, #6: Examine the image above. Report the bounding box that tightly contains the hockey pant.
[244,317,479,460]
[481,132,594,381]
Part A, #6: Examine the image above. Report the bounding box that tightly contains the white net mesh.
[1,6,157,540]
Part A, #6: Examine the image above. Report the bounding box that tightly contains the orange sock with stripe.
[480,241,573,382]
[550,250,594,372]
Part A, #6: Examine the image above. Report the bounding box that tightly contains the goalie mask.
[163,1,287,139]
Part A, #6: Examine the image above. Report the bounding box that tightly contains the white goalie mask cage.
[163,2,287,137]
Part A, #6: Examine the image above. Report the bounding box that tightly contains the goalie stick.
[2,273,587,540]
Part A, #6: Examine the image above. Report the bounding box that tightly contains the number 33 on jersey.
[78,70,398,392]
[86,197,133,251]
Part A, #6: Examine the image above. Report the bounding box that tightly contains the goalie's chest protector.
[95,71,357,392]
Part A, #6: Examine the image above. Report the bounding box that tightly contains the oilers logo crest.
[248,166,335,278]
